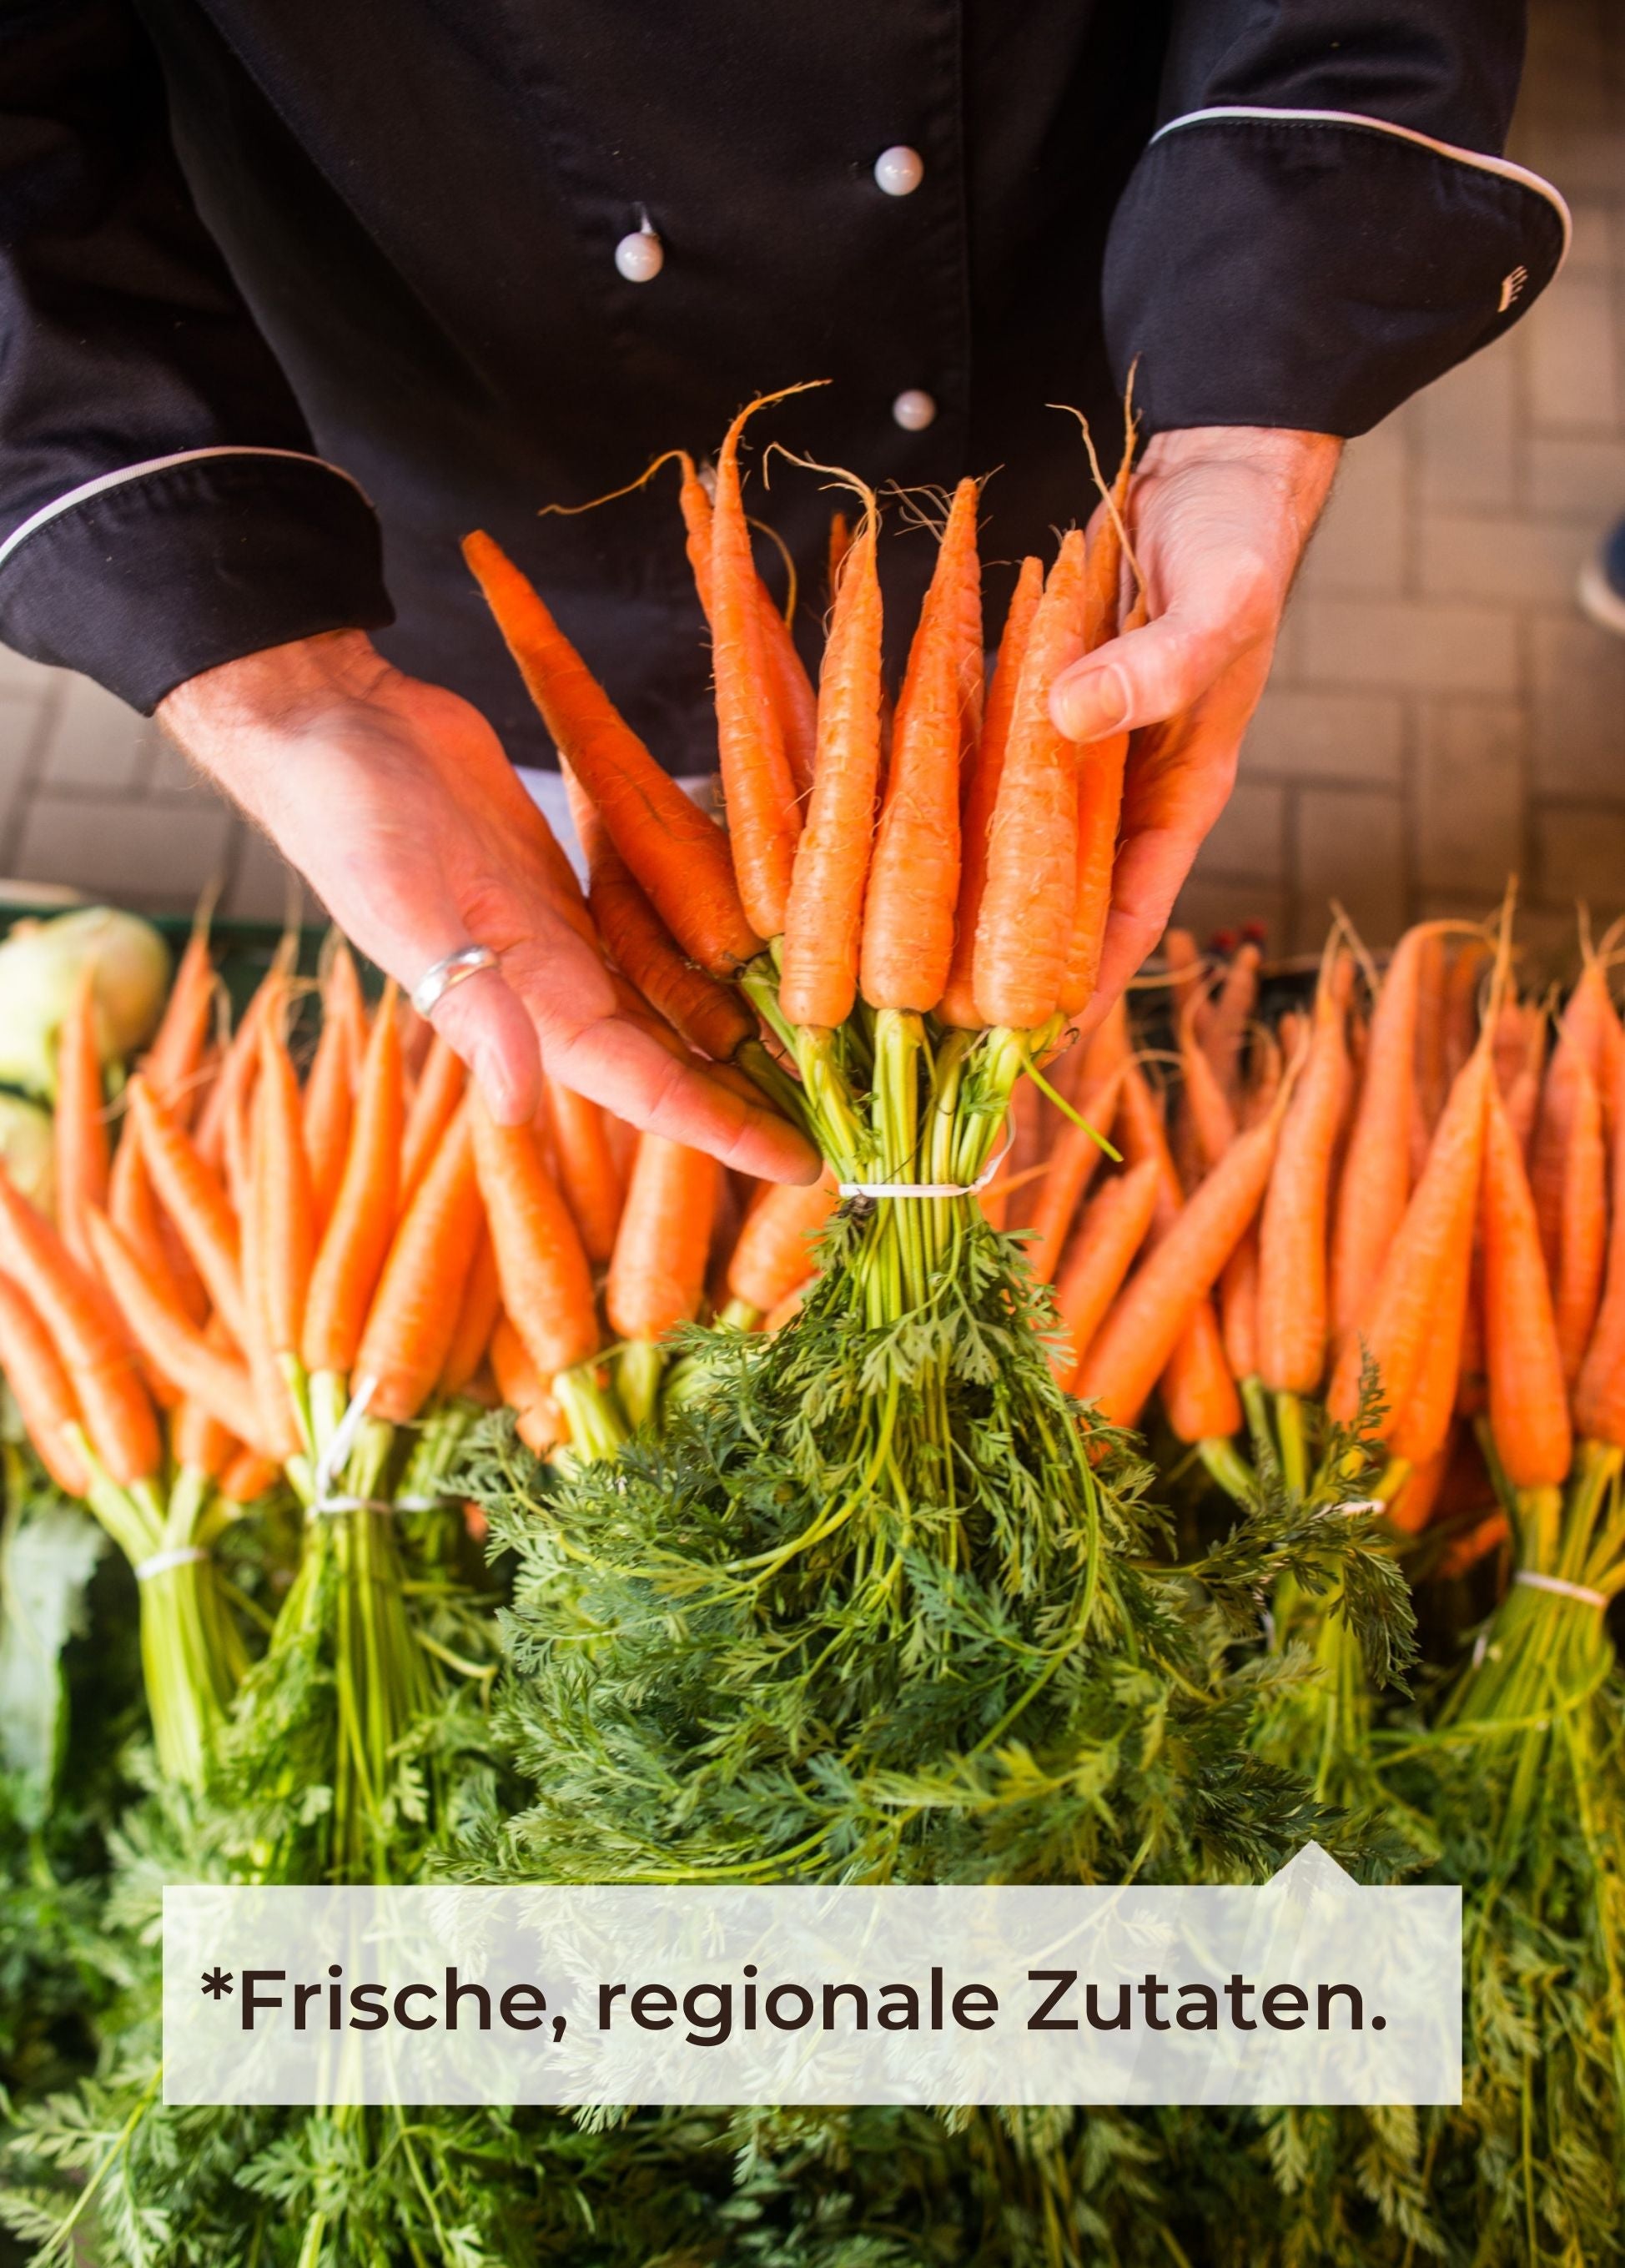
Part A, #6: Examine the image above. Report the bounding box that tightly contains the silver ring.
[410,943,500,1020]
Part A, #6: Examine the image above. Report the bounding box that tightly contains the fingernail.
[1052,661,1129,743]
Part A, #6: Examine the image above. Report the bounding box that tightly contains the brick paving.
[0,0,1621,970]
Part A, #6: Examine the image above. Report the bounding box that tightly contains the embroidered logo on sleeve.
[1498,265,1529,312]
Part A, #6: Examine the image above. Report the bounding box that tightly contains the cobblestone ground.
[0,0,1619,968]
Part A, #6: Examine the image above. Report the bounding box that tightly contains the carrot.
[1200,942,1260,1104]
[140,912,218,1124]
[193,942,292,1171]
[828,510,852,598]
[1573,1054,1625,1446]
[1051,1159,1160,1382]
[763,1282,807,1334]
[302,941,365,1235]
[1219,1231,1260,1381]
[1555,1061,1607,1390]
[1178,996,1238,1184]
[53,968,110,1268]
[470,1103,599,1379]
[0,1167,160,1485]
[463,529,759,973]
[490,1315,566,1456]
[357,1102,485,1421]
[439,1227,501,1397]
[82,1208,263,1457]
[1330,924,1449,1349]
[1441,938,1489,1084]
[1530,976,1612,1278]
[400,1033,466,1212]
[1388,1202,1473,1472]
[124,1079,247,1347]
[1162,928,1205,1030]
[249,1013,314,1365]
[1022,1062,1128,1284]
[1327,1037,1491,1437]
[0,1272,90,1495]
[707,395,807,937]
[606,1134,720,1340]
[303,993,405,1376]
[1413,932,1448,1147]
[1479,1084,1572,1489]
[1242,1028,1283,1127]
[778,512,884,1028]
[564,764,754,1062]
[1386,1438,1452,1536]
[219,1449,280,1504]
[972,531,1088,1029]
[539,1072,625,1266]
[1078,1114,1286,1429]
[1255,954,1352,1395]
[171,1394,234,1480]
[725,1172,837,1315]
[677,453,818,802]
[108,1128,194,1324]
[940,556,1045,1028]
[1059,573,1145,1022]
[1160,1306,1243,1446]
[859,479,981,1012]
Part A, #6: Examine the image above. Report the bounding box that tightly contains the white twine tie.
[837,1127,1015,1201]
[134,1544,209,1582]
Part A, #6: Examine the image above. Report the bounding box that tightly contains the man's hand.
[1049,425,1342,1026]
[158,631,818,1180]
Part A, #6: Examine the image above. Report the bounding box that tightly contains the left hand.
[1049,424,1342,1026]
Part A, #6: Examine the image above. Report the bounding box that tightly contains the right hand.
[158,630,818,1182]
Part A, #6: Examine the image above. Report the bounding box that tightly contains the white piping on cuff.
[0,445,375,576]
[1149,106,1572,268]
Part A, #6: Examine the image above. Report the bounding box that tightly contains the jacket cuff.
[1103,112,1570,438]
[0,448,394,712]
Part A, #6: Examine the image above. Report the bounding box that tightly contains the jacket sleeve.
[1101,0,1567,437]
[0,0,391,712]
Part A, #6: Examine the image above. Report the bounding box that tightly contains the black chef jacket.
[0,2,1567,776]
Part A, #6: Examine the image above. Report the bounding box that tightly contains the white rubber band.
[1336,1499,1384,1516]
[134,1544,209,1582]
[394,1493,450,1511]
[837,1127,1014,1200]
[307,1375,379,1519]
[309,1495,397,1516]
[1514,1569,1607,1608]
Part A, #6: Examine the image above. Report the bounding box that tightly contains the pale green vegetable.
[0,905,170,1097]
[0,1091,54,1211]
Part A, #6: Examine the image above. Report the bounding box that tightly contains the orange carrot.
[253,1016,314,1362]
[1480,1084,1572,1489]
[1255,955,1351,1394]
[124,1079,246,1347]
[219,1448,280,1504]
[1178,997,1239,1184]
[439,1227,501,1397]
[1078,1115,1285,1429]
[726,1172,837,1314]
[0,1272,89,1495]
[357,1102,485,1421]
[1051,1159,1160,1382]
[971,532,1088,1029]
[1160,1307,1243,1445]
[1059,556,1145,1022]
[778,513,884,1028]
[539,1072,625,1266]
[707,395,806,936]
[108,1127,193,1322]
[1327,1038,1491,1438]
[564,764,754,1062]
[1386,1439,1452,1536]
[1530,981,1607,1280]
[302,941,365,1234]
[1574,1054,1625,1446]
[1022,1062,1128,1284]
[939,556,1046,1029]
[1556,1060,1607,1390]
[171,1394,234,1480]
[1389,1202,1473,1472]
[677,453,818,802]
[1200,942,1260,1104]
[1220,1231,1260,1380]
[399,1033,466,1212]
[304,993,405,1375]
[1163,928,1205,1029]
[0,1168,160,1484]
[763,1282,807,1334]
[193,944,290,1171]
[859,479,981,1013]
[490,1315,566,1456]
[606,1134,720,1340]
[53,968,110,1269]
[82,1208,262,1457]
[1441,938,1488,1084]
[470,1104,599,1379]
[828,510,852,597]
[1413,932,1448,1146]
[1330,925,1447,1348]
[464,529,759,972]
[140,913,218,1124]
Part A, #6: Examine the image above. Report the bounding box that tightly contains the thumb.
[1049,606,1237,745]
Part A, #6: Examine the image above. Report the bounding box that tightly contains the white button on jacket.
[873,144,923,196]
[892,388,936,430]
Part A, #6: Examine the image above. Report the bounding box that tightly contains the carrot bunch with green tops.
[462,390,1152,1607]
